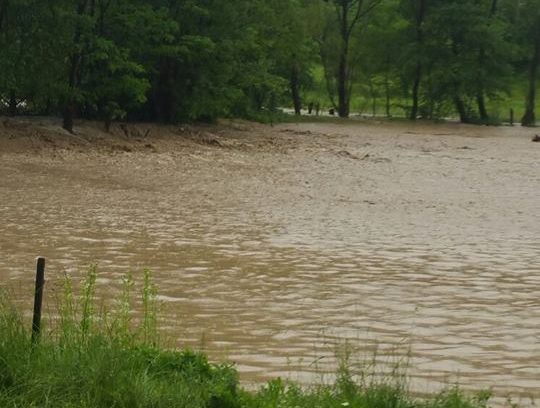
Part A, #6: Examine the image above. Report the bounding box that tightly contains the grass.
[293,65,538,125]
[0,267,503,407]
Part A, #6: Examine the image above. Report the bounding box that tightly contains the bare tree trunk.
[63,53,80,133]
[337,1,350,118]
[324,0,381,118]
[385,73,391,117]
[410,0,427,120]
[62,1,89,133]
[410,65,421,120]
[317,37,338,110]
[369,79,376,116]
[290,63,302,115]
[522,19,540,127]
[521,58,538,126]
[337,48,349,117]
[454,96,470,124]
[475,47,490,122]
[476,91,489,122]
[475,0,498,122]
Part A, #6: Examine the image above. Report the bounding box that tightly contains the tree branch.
[346,0,382,38]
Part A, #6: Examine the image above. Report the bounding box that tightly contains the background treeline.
[0,0,538,131]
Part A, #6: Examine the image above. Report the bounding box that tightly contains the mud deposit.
[1,117,539,403]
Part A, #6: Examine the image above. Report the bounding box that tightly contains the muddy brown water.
[1,119,539,404]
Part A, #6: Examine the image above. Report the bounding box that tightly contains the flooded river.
[1,119,539,404]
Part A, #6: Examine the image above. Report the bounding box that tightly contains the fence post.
[31,256,46,344]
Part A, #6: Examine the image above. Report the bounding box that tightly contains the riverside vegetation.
[0,1,539,130]
[0,267,496,408]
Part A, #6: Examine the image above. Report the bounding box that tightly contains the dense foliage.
[0,0,538,129]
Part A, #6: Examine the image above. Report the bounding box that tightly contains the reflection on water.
[1,121,539,403]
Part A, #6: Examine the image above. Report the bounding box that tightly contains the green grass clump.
[0,267,501,408]
[244,375,492,408]
[0,268,239,407]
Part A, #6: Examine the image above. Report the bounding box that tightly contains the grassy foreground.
[0,268,494,408]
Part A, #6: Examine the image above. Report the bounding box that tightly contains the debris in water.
[336,150,359,159]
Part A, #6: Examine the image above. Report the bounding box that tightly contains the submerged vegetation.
[0,268,500,407]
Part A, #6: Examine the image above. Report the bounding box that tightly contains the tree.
[83,38,149,131]
[414,0,513,123]
[400,0,427,120]
[0,0,61,115]
[519,0,540,126]
[355,0,404,117]
[0,0,533,127]
[320,0,382,117]
[52,0,153,132]
[475,0,499,122]
[267,0,317,115]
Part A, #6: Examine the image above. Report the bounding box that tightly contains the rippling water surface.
[1,121,539,404]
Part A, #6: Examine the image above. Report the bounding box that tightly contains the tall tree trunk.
[327,0,381,118]
[385,72,391,117]
[337,2,350,119]
[290,63,302,115]
[410,0,427,120]
[475,0,498,122]
[63,53,80,133]
[410,65,421,120]
[477,90,489,121]
[454,96,470,124]
[62,0,88,133]
[369,79,376,116]
[450,37,471,123]
[522,21,540,127]
[521,60,538,126]
[64,46,81,132]
[337,2,350,118]
[318,40,338,110]
[337,49,349,117]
